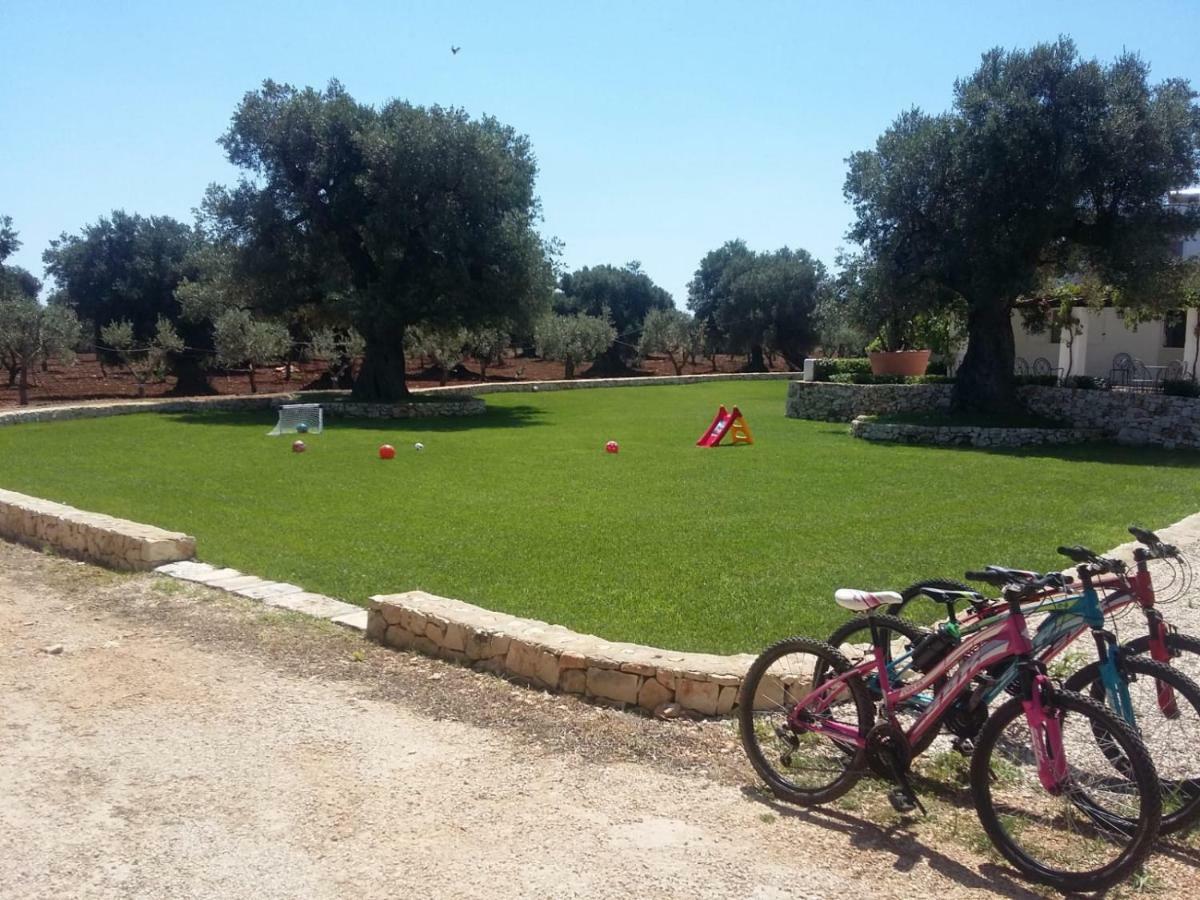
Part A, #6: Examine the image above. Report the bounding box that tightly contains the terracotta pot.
[868,350,931,376]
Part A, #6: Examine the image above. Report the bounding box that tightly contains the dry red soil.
[0,353,792,409]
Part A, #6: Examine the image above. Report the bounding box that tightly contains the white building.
[1009,189,1200,381]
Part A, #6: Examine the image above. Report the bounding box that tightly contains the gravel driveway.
[2,537,1199,899]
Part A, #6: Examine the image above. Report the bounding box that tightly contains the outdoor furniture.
[1110,353,1134,388]
[1014,357,1030,376]
[1031,357,1063,382]
[1129,359,1163,393]
[1164,360,1185,382]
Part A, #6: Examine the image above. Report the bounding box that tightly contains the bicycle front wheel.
[969,690,1161,893]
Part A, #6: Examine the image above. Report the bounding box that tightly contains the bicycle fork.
[1021,670,1069,794]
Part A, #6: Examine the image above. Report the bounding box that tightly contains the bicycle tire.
[738,637,873,806]
[969,689,1161,893]
[1064,654,1200,834]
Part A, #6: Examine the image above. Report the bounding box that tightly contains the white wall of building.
[1009,309,1186,378]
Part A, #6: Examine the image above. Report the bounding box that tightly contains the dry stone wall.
[368,591,757,715]
[322,398,485,418]
[0,488,195,570]
[1019,386,1200,450]
[785,382,953,421]
[418,371,800,397]
[851,416,1101,448]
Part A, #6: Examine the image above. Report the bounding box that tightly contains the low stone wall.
[368,590,757,716]
[851,416,1101,448]
[0,488,195,570]
[1019,386,1200,450]
[322,397,486,418]
[417,371,800,397]
[0,393,288,427]
[785,381,952,421]
[787,381,1200,450]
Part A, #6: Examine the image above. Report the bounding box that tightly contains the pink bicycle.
[738,572,1161,892]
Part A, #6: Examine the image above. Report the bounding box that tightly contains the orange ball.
[292,440,306,453]
[379,444,396,459]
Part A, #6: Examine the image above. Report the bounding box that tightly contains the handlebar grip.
[1057,545,1096,563]
[1129,525,1161,546]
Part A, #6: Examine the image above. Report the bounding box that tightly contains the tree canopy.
[845,38,1200,410]
[687,240,826,370]
[41,211,211,392]
[204,79,555,400]
[555,262,672,371]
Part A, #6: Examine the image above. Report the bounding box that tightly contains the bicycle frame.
[792,602,1037,755]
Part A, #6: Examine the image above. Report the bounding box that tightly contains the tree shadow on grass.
[739,785,1041,897]
[160,404,547,433]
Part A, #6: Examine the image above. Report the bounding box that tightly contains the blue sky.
[2,1,1198,304]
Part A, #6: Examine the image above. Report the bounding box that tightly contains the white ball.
[532,385,539,392]
[414,442,425,451]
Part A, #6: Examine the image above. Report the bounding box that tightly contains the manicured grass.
[0,381,1197,654]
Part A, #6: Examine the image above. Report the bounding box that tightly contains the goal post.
[268,403,324,436]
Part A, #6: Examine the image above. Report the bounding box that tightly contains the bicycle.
[740,572,1162,892]
[826,533,1200,833]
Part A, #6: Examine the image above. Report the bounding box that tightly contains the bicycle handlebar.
[1129,524,1180,560]
[1057,545,1097,564]
[1004,572,1068,601]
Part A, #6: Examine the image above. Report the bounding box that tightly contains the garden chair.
[1014,357,1030,376]
[1110,353,1134,388]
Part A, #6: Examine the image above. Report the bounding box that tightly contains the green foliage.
[811,358,871,381]
[1064,375,1110,391]
[637,307,700,375]
[407,326,469,386]
[687,240,826,370]
[100,317,184,398]
[466,326,511,379]
[556,262,672,368]
[204,79,555,401]
[0,382,1196,652]
[0,300,81,404]
[211,309,292,393]
[845,39,1200,411]
[0,215,18,265]
[307,326,364,386]
[534,312,616,378]
[827,373,955,385]
[1163,379,1200,398]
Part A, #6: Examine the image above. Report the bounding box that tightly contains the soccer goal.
[268,403,324,436]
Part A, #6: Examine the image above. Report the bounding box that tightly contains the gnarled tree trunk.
[353,329,409,400]
[740,344,768,373]
[952,300,1018,412]
[167,350,216,396]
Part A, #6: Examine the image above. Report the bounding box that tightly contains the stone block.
[586,667,641,704]
[637,677,673,711]
[559,668,587,694]
[676,679,720,716]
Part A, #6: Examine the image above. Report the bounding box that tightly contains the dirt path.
[1,541,1195,899]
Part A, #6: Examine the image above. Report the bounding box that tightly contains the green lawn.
[0,381,1197,654]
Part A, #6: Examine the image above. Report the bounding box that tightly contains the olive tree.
[534,313,616,379]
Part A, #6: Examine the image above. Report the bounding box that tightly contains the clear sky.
[2,0,1198,305]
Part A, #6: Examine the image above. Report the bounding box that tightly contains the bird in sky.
[451,46,461,55]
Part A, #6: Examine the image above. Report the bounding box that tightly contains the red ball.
[605,440,619,454]
[292,440,306,453]
[379,444,396,460]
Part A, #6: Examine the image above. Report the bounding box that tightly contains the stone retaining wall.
[850,416,1101,448]
[1020,386,1200,450]
[368,591,757,715]
[786,381,1200,450]
[0,393,287,427]
[785,381,952,421]
[0,488,195,570]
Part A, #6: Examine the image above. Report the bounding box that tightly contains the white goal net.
[268,403,324,436]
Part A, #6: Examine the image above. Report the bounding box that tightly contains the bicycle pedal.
[952,737,975,757]
[887,787,918,814]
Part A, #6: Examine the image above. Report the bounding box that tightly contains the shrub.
[1162,379,1200,398]
[828,373,954,385]
[1014,374,1059,387]
[1064,375,1109,391]
[812,357,871,381]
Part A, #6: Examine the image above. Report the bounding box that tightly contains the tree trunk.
[740,345,768,373]
[167,350,216,396]
[6,364,17,387]
[17,360,29,406]
[249,367,258,394]
[284,359,293,382]
[668,352,683,376]
[352,330,409,401]
[439,366,448,387]
[564,359,575,379]
[952,301,1018,412]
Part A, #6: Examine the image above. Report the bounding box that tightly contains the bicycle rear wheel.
[738,638,873,805]
[969,690,1161,893]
